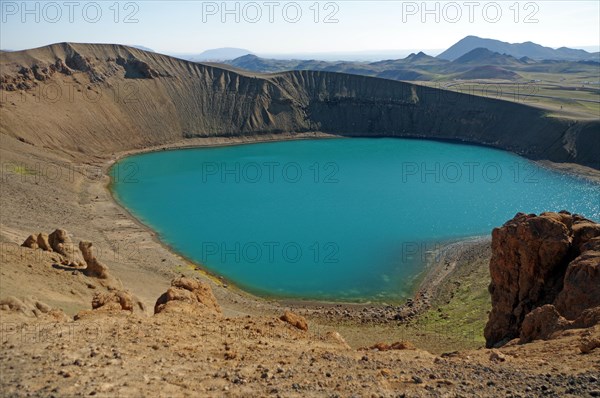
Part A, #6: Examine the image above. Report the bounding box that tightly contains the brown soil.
[1,43,600,397]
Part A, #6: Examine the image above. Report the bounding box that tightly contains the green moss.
[415,257,491,348]
[11,165,36,175]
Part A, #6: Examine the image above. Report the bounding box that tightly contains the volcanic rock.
[485,212,600,347]
[519,305,571,343]
[21,235,38,249]
[279,311,308,331]
[48,229,84,267]
[79,241,110,279]
[154,277,221,315]
[36,233,51,251]
[91,290,143,312]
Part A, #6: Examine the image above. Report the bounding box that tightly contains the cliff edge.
[1,42,598,169]
[485,211,600,347]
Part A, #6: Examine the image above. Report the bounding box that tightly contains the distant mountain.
[371,52,447,67]
[227,54,300,73]
[453,48,523,66]
[224,47,597,84]
[227,52,445,76]
[191,48,253,62]
[438,36,599,61]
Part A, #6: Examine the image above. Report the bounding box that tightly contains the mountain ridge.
[1,42,598,170]
[438,35,599,61]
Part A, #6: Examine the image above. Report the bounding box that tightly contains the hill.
[453,48,523,66]
[456,65,521,80]
[438,35,599,61]
[190,47,253,62]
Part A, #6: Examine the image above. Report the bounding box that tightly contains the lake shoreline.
[103,133,600,303]
[99,132,597,349]
[1,130,594,351]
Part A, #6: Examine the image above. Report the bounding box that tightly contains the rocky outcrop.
[79,241,110,279]
[21,235,38,250]
[74,290,144,319]
[91,290,144,312]
[48,229,69,255]
[0,296,69,321]
[554,243,600,319]
[0,296,27,312]
[48,229,84,267]
[65,52,91,72]
[20,230,114,279]
[485,212,600,347]
[279,311,308,331]
[154,277,221,315]
[519,305,571,343]
[22,229,84,267]
[36,233,51,251]
[116,56,160,79]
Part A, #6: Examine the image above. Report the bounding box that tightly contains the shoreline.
[2,130,593,347]
[101,133,600,313]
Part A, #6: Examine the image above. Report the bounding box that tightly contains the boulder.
[49,229,84,266]
[79,241,110,279]
[579,337,600,354]
[21,234,38,249]
[519,305,571,343]
[154,277,221,315]
[36,233,51,251]
[279,311,308,331]
[489,350,506,362]
[48,228,69,254]
[91,290,144,312]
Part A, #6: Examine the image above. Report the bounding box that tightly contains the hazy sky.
[1,1,599,54]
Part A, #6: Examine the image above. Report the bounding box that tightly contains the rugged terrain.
[1,214,599,397]
[1,43,600,397]
[1,42,599,169]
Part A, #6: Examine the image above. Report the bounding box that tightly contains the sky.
[1,0,599,56]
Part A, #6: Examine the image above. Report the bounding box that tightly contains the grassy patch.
[414,256,491,348]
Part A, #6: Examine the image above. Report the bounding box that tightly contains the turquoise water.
[111,138,600,302]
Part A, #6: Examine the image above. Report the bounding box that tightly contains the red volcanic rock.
[485,212,600,348]
[367,341,415,351]
[519,305,570,343]
[280,311,308,331]
[555,250,600,320]
[154,277,221,315]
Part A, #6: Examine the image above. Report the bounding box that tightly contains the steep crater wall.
[0,43,598,169]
